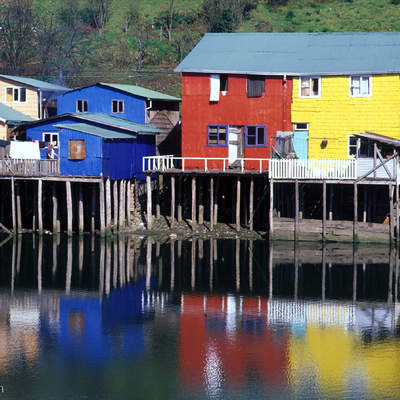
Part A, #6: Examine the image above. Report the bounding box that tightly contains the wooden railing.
[0,159,59,176]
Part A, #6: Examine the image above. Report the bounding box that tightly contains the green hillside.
[1,0,400,96]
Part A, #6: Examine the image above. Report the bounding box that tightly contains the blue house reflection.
[58,278,153,363]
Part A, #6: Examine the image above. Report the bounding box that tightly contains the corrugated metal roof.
[175,32,400,75]
[0,103,34,123]
[0,74,69,92]
[54,123,137,140]
[98,83,180,101]
[355,132,400,147]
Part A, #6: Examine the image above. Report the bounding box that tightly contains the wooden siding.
[181,73,292,169]
[0,78,39,119]
[291,74,400,159]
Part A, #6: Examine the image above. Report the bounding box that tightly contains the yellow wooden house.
[0,75,68,140]
[289,33,400,159]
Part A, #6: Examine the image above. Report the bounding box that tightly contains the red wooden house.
[175,33,293,171]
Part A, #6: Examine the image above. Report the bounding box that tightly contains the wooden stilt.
[210,177,214,231]
[353,182,358,242]
[113,180,118,231]
[91,184,96,233]
[198,178,204,225]
[249,177,254,231]
[99,238,105,295]
[322,245,326,301]
[389,183,394,243]
[170,241,175,291]
[99,178,105,236]
[32,182,37,232]
[329,184,333,221]
[78,183,84,235]
[105,178,111,233]
[171,175,175,226]
[294,242,298,300]
[363,185,367,223]
[11,178,16,233]
[191,176,196,230]
[269,179,274,238]
[236,177,241,232]
[209,239,214,292]
[126,180,131,226]
[52,184,58,234]
[322,180,326,241]
[156,175,162,219]
[146,175,152,229]
[294,180,299,241]
[119,179,125,229]
[66,237,72,294]
[396,183,399,240]
[146,239,152,291]
[38,236,43,294]
[177,176,182,222]
[38,178,43,235]
[16,182,21,233]
[105,239,111,295]
[214,178,219,225]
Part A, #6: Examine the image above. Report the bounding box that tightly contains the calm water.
[0,235,398,399]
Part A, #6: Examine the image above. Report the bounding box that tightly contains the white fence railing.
[0,159,59,176]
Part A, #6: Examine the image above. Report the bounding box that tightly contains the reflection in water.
[0,236,399,399]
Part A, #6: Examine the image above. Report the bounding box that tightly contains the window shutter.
[210,74,220,102]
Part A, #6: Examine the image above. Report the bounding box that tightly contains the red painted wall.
[181,73,293,170]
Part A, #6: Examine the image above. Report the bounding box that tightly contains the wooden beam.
[191,176,196,230]
[396,183,399,240]
[78,183,84,235]
[113,180,118,231]
[363,185,367,223]
[170,175,175,226]
[198,177,204,225]
[66,180,72,235]
[156,175,163,219]
[146,175,152,229]
[11,177,16,233]
[322,180,326,241]
[126,180,131,226]
[105,178,111,233]
[353,182,358,242]
[177,176,182,222]
[355,151,396,183]
[249,177,254,231]
[210,177,214,231]
[38,178,43,235]
[214,178,219,225]
[119,179,125,229]
[16,182,21,233]
[99,178,105,236]
[294,180,299,241]
[91,184,96,233]
[52,184,59,234]
[236,177,241,232]
[329,184,333,221]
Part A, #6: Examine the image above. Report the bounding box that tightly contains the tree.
[87,0,110,35]
[0,0,36,74]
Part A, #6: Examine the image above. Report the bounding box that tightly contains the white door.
[228,126,242,164]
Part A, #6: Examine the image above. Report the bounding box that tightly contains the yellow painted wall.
[0,78,39,119]
[291,75,400,158]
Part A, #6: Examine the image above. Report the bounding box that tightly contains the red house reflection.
[179,294,289,391]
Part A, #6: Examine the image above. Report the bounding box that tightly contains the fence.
[0,159,59,176]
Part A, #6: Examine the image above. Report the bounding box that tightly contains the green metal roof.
[0,74,69,92]
[54,123,137,139]
[175,32,400,76]
[99,83,180,101]
[72,113,163,134]
[0,103,34,123]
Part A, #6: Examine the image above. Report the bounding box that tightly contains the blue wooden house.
[19,113,161,180]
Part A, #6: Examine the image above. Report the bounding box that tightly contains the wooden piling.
[294,180,299,241]
[396,183,399,240]
[32,183,37,232]
[214,178,219,225]
[198,178,204,225]
[37,236,43,294]
[105,178,111,233]
[249,177,254,231]
[119,179,125,229]
[156,175,162,219]
[170,241,175,291]
[353,182,358,242]
[363,185,367,223]
[91,184,96,233]
[210,177,214,231]
[126,180,131,226]
[236,177,241,232]
[11,178,16,233]
[177,176,183,222]
[389,183,394,243]
[38,178,43,235]
[191,176,196,230]
[329,184,333,221]
[113,180,118,231]
[99,178,105,236]
[322,180,326,241]
[146,175,152,229]
[52,184,59,234]
[146,239,152,291]
[171,175,175,226]
[16,182,21,233]
[78,183,84,235]
[269,179,274,238]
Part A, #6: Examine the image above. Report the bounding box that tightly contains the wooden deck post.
[32,182,37,233]
[329,184,333,221]
[396,183,399,240]
[38,178,43,235]
[353,182,358,242]
[269,179,274,238]
[146,175,152,229]
[210,177,214,231]
[322,180,326,241]
[99,178,105,236]
[389,183,394,243]
[249,177,254,231]
[11,177,16,233]
[113,180,118,231]
[363,185,367,223]
[91,184,96,233]
[126,180,131,226]
[78,183,84,235]
[52,184,58,234]
[191,176,197,230]
[214,178,219,225]
[105,178,111,233]
[16,181,21,234]
[156,175,163,219]
[177,176,183,222]
[66,180,72,236]
[236,177,241,232]
[119,179,125,229]
[295,179,299,241]
[198,177,204,226]
[170,175,175,226]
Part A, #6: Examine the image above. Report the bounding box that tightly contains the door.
[293,123,309,159]
[228,126,244,164]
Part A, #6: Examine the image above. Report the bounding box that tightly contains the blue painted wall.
[103,139,136,180]
[135,135,156,181]
[57,85,146,123]
[59,128,103,176]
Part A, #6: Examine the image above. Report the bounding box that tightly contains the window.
[300,77,320,97]
[76,100,88,113]
[69,140,85,160]
[112,100,124,113]
[5,87,26,103]
[207,125,227,146]
[220,75,228,92]
[348,135,358,157]
[43,132,59,147]
[246,126,266,146]
[350,75,371,97]
[247,76,265,98]
[293,123,309,131]
[348,134,374,157]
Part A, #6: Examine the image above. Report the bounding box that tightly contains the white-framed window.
[293,122,309,131]
[299,77,321,97]
[350,75,371,97]
[76,99,88,113]
[112,100,124,113]
[348,135,358,157]
[43,132,59,148]
[5,87,26,103]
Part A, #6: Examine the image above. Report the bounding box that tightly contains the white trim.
[293,122,309,131]
[347,134,358,158]
[299,76,321,98]
[4,87,27,103]
[76,99,88,113]
[349,75,372,97]
[111,99,124,113]
[42,132,59,148]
